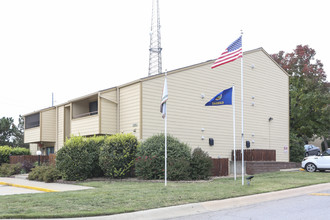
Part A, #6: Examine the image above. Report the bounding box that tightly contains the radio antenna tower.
[148,0,162,76]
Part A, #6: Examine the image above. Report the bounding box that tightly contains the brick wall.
[246,161,300,175]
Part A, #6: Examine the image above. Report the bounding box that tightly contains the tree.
[0,116,28,148]
[12,115,29,148]
[271,45,330,152]
[0,117,15,146]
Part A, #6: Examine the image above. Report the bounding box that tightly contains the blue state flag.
[205,87,232,106]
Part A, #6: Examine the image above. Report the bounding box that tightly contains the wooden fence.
[10,155,56,165]
[232,149,276,161]
[211,158,229,176]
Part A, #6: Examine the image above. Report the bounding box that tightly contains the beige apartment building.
[24,48,290,162]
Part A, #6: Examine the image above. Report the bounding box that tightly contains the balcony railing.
[73,111,98,119]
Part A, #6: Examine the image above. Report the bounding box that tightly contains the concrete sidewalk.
[0,175,93,193]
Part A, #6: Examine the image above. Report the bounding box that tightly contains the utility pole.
[148,0,162,76]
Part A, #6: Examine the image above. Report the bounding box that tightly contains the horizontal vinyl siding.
[71,115,99,136]
[243,51,289,161]
[24,127,40,143]
[142,49,289,161]
[100,90,117,134]
[29,144,38,155]
[120,83,140,138]
[143,61,241,159]
[57,106,65,150]
[41,109,56,142]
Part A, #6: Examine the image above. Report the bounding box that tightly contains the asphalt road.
[170,189,330,220]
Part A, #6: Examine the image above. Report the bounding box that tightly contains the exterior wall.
[120,83,141,138]
[29,143,38,155]
[71,115,99,136]
[64,106,71,141]
[100,90,117,134]
[24,127,40,143]
[142,49,289,161]
[143,62,238,159]
[41,108,56,142]
[243,50,289,161]
[56,106,65,151]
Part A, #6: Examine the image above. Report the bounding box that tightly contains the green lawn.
[1,171,329,218]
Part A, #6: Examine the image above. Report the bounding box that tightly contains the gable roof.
[23,47,289,116]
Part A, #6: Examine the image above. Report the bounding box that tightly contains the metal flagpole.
[233,85,236,180]
[240,31,244,186]
[165,70,168,186]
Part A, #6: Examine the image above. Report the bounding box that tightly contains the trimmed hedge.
[56,135,105,181]
[0,163,22,177]
[56,134,139,181]
[135,134,192,180]
[28,165,61,183]
[0,146,30,165]
[190,148,213,180]
[99,133,139,178]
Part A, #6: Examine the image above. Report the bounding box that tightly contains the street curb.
[0,181,58,192]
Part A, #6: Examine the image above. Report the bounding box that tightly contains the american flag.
[211,36,242,69]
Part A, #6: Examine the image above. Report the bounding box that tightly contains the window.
[46,147,54,155]
[89,101,98,115]
[25,113,40,129]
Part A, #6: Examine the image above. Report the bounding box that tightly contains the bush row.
[135,134,213,180]
[28,165,61,183]
[0,163,22,177]
[56,134,139,181]
[0,146,30,165]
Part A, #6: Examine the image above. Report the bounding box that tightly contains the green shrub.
[0,163,22,177]
[28,165,61,183]
[135,134,191,180]
[168,158,191,180]
[99,133,139,178]
[190,148,213,180]
[56,135,104,181]
[0,146,30,165]
[28,166,48,181]
[43,166,62,183]
[290,133,305,162]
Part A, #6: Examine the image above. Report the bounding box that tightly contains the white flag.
[160,77,168,119]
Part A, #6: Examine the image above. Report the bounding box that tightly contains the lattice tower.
[148,0,162,76]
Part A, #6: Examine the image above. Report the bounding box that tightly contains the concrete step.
[14,174,29,179]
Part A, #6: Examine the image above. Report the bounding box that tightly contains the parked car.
[304,144,320,157]
[301,149,330,172]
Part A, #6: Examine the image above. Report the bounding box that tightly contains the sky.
[0,0,329,124]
